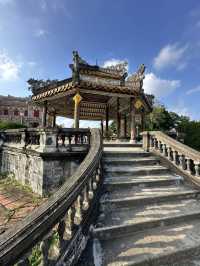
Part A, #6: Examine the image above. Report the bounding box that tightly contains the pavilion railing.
[0,128,103,266]
[0,128,91,153]
[142,131,200,184]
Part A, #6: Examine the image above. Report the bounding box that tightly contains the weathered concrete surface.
[0,148,83,196]
[98,220,200,266]
[80,144,200,266]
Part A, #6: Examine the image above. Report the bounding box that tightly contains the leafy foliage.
[27,78,58,95]
[146,105,174,131]
[0,121,26,130]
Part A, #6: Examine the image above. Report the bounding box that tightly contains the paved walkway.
[0,178,45,235]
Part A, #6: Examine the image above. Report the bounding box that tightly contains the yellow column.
[73,92,82,129]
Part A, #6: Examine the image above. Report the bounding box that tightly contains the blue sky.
[0,0,200,126]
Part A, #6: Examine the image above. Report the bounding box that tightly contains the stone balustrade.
[0,128,103,266]
[0,127,90,153]
[142,131,200,183]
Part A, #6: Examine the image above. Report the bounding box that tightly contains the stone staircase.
[91,144,200,266]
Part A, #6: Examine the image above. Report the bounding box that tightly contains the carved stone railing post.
[88,178,94,200]
[74,195,83,225]
[186,158,192,175]
[163,144,168,157]
[172,150,178,165]
[141,132,150,152]
[194,161,200,177]
[66,205,76,238]
[39,128,58,153]
[179,154,185,170]
[82,186,89,211]
[167,146,172,160]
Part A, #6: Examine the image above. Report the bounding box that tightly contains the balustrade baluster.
[74,195,83,225]
[167,147,172,160]
[96,168,101,183]
[179,154,185,170]
[186,158,192,174]
[194,161,200,177]
[92,172,98,190]
[82,186,89,211]
[88,178,94,199]
[66,206,75,237]
[163,144,168,157]
[172,150,178,165]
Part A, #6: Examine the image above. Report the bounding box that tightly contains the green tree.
[0,121,26,130]
[146,105,174,131]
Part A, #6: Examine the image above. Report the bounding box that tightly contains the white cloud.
[153,43,188,70]
[34,29,48,37]
[186,85,200,95]
[103,58,128,71]
[0,51,20,80]
[143,72,181,98]
[169,101,190,117]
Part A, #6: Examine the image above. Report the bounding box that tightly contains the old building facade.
[0,95,43,127]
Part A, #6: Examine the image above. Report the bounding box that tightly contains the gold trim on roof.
[32,82,73,101]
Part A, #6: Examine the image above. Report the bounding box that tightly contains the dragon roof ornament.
[105,61,128,75]
[126,64,146,92]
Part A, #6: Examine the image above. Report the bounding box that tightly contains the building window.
[24,110,28,116]
[33,110,39,118]
[14,109,19,116]
[4,109,8,115]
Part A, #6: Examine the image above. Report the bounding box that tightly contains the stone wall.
[0,147,84,196]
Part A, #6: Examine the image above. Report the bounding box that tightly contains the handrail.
[142,131,200,183]
[0,128,103,266]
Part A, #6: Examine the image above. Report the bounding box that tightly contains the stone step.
[103,142,142,148]
[104,174,182,189]
[100,186,200,208]
[103,150,151,158]
[104,165,170,177]
[93,219,200,266]
[94,198,200,240]
[103,157,160,167]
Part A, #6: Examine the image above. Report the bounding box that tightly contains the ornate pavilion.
[31,51,153,142]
